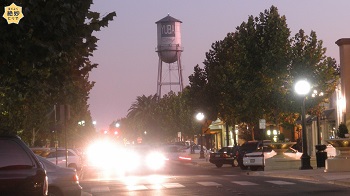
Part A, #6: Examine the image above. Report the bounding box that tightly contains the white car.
[242,147,276,171]
[45,148,83,171]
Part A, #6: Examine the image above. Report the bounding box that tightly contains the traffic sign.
[259,119,266,129]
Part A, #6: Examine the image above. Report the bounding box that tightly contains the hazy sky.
[89,1,350,131]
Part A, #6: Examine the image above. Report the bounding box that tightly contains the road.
[80,161,350,196]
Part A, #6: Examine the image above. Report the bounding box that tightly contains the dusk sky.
[89,1,350,131]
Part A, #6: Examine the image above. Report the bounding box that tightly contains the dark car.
[0,135,48,196]
[237,140,271,170]
[37,156,82,196]
[209,146,240,168]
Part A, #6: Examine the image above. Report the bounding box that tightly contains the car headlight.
[123,150,141,171]
[146,152,166,170]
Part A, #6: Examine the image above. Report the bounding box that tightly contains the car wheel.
[250,166,259,171]
[232,159,239,167]
[48,187,62,196]
[215,163,223,168]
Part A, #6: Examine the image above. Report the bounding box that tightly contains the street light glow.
[295,80,311,95]
[196,112,204,121]
[294,79,313,170]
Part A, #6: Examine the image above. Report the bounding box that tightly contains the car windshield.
[46,150,75,158]
[0,140,34,168]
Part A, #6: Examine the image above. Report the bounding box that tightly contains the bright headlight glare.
[123,151,141,171]
[146,152,166,170]
[86,140,122,168]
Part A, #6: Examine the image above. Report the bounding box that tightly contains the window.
[0,140,33,167]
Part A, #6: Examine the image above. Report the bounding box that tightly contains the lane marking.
[162,183,185,188]
[231,181,258,185]
[197,181,222,186]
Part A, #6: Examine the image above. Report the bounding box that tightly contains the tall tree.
[0,0,116,146]
[188,6,338,140]
[127,94,159,141]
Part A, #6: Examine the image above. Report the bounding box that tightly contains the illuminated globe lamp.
[294,79,313,170]
[196,112,205,159]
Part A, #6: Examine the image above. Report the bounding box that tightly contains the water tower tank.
[156,15,182,64]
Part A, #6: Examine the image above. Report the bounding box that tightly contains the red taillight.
[72,174,79,183]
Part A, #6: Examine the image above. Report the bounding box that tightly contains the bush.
[337,123,349,138]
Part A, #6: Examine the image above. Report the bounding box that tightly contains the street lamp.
[295,80,313,170]
[196,112,205,159]
[312,90,324,145]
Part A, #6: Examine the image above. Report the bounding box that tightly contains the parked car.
[242,146,276,171]
[237,140,270,170]
[36,155,82,196]
[0,135,48,196]
[209,146,240,168]
[42,148,83,171]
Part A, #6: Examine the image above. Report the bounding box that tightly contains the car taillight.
[73,174,79,183]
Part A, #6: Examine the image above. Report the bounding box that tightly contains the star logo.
[3,3,24,24]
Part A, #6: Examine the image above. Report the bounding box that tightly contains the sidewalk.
[188,153,350,187]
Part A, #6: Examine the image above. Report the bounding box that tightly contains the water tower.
[155,14,184,98]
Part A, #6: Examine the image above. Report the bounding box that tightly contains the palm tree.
[127,94,158,138]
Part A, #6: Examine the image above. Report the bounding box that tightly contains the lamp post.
[295,80,313,170]
[312,90,324,145]
[196,112,205,159]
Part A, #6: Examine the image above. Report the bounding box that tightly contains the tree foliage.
[126,91,199,144]
[0,0,116,147]
[188,6,339,140]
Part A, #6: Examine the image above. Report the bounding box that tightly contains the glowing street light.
[295,79,313,170]
[196,112,205,159]
[115,122,120,128]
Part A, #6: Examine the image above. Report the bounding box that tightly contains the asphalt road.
[80,162,350,196]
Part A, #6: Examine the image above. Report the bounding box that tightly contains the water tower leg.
[177,52,184,91]
[157,58,163,98]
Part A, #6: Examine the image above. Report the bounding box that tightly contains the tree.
[0,0,116,146]
[337,123,349,138]
[127,94,159,141]
[125,90,201,143]
[157,90,199,141]
[188,6,338,141]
